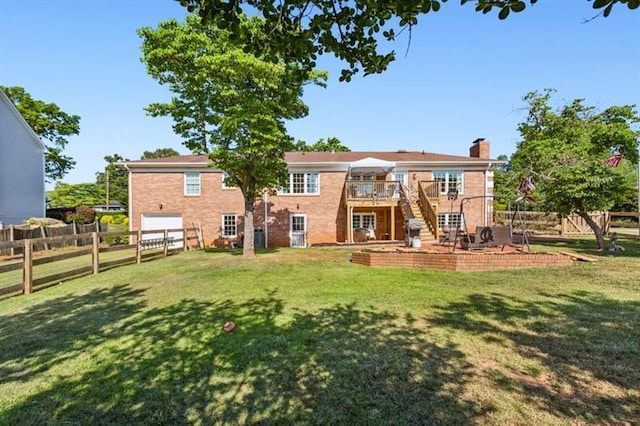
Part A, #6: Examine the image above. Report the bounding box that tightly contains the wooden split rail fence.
[493,210,639,236]
[0,227,203,297]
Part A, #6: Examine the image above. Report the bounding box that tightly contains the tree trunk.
[578,211,606,250]
[242,197,256,258]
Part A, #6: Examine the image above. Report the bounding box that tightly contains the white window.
[280,172,320,194]
[222,172,237,189]
[184,172,201,196]
[393,172,408,186]
[221,214,237,237]
[438,213,463,230]
[352,213,376,230]
[433,171,463,195]
[351,174,375,181]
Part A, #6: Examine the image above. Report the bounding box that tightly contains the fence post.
[92,232,100,275]
[10,225,15,256]
[183,227,188,251]
[40,226,49,251]
[23,239,33,295]
[136,230,142,264]
[163,229,169,257]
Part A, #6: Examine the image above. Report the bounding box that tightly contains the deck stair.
[409,200,438,243]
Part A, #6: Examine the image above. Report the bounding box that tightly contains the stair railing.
[417,182,440,240]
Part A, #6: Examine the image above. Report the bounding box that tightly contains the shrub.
[98,213,127,225]
[100,214,114,224]
[67,206,96,224]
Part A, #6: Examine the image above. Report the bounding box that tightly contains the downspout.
[347,167,352,243]
[264,190,269,248]
[123,164,133,244]
[484,162,493,226]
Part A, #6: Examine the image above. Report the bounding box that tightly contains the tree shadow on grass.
[0,284,147,385]
[1,290,484,425]
[429,291,640,424]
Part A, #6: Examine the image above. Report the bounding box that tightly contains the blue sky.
[1,0,638,187]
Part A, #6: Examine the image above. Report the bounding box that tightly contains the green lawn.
[1,239,639,425]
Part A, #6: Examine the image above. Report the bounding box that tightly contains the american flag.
[518,176,535,193]
[604,154,622,167]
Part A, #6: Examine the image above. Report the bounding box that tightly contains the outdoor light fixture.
[413,173,417,180]
[159,204,163,210]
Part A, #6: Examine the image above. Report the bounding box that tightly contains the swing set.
[444,194,532,253]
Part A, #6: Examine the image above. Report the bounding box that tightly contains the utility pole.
[106,169,110,212]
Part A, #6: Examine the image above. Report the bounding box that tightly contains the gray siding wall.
[0,97,46,225]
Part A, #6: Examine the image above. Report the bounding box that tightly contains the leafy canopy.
[1,86,80,182]
[141,148,181,159]
[294,137,351,152]
[47,183,104,208]
[510,89,639,248]
[139,15,326,256]
[177,0,638,81]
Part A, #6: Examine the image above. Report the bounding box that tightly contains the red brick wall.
[130,167,493,247]
[409,169,492,229]
[130,170,349,248]
[351,251,573,271]
[267,171,347,246]
[130,171,246,247]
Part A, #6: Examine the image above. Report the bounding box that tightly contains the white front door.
[290,214,307,248]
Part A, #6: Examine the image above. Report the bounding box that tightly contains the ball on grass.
[223,321,236,333]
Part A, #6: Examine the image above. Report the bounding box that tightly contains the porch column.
[346,204,352,243]
[390,206,395,240]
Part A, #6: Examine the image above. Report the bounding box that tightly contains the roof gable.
[0,89,47,153]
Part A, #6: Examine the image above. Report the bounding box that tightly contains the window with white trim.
[433,171,463,194]
[438,213,463,230]
[222,172,237,189]
[350,174,375,181]
[280,172,320,194]
[184,172,201,196]
[393,172,408,186]
[221,214,237,237]
[352,213,376,230]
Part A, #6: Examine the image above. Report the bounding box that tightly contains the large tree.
[1,86,80,182]
[139,15,326,257]
[177,0,638,81]
[294,137,350,152]
[511,89,639,250]
[141,147,180,159]
[47,183,104,208]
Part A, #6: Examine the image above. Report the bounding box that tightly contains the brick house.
[123,139,502,248]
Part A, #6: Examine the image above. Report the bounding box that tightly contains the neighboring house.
[123,139,502,248]
[0,89,46,226]
[93,201,125,213]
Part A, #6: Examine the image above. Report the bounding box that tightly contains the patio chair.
[354,228,368,243]
[440,228,458,246]
[491,226,513,251]
[476,227,494,246]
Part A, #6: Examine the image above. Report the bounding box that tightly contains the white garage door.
[141,214,183,248]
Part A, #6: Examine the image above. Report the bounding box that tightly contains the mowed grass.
[0,239,639,425]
